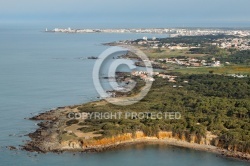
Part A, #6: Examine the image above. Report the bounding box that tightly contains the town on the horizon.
[46,27,250,37]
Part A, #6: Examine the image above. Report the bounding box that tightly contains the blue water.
[0,24,249,166]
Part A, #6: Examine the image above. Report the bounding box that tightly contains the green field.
[137,47,206,59]
[175,65,250,75]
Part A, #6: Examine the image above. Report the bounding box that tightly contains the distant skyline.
[1,0,250,28]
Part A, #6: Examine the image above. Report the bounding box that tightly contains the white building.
[143,36,148,41]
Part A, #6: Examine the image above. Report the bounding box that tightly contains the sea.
[0,23,249,166]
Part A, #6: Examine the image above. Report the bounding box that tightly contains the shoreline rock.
[22,105,250,162]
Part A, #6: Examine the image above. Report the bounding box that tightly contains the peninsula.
[24,34,250,162]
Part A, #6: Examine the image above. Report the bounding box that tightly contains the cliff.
[59,131,216,151]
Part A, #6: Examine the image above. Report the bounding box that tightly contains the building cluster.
[214,38,250,50]
[51,28,171,34]
[133,37,250,50]
[228,74,248,78]
[131,71,178,82]
[158,74,177,82]
[49,28,250,38]
[136,39,199,50]
[169,29,250,37]
[156,57,221,67]
[50,27,250,50]
[131,71,155,82]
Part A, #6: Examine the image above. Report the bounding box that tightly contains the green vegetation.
[66,119,79,126]
[217,50,250,65]
[134,35,250,66]
[193,49,250,65]
[175,65,250,75]
[63,35,250,153]
[136,35,236,47]
[136,47,205,59]
[189,45,229,57]
[76,74,250,153]
[178,74,250,98]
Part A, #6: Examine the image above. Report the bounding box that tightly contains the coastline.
[23,104,250,162]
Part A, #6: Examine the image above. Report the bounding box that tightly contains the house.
[211,61,221,67]
[158,74,168,79]
[169,78,176,83]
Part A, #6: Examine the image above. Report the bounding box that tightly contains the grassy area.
[137,46,206,59]
[174,65,250,75]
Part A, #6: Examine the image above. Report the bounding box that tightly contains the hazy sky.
[1,0,250,27]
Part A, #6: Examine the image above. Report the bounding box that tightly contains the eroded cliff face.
[158,131,216,145]
[59,131,217,150]
[157,131,173,139]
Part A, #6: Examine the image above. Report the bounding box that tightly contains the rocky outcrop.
[61,133,134,150]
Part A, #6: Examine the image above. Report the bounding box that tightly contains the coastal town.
[114,34,250,51]
[48,27,250,51]
[48,27,250,38]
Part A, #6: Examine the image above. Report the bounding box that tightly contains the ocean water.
[0,24,249,166]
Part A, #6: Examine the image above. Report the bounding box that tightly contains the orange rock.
[157,131,172,139]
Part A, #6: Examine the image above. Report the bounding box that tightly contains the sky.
[0,0,250,27]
